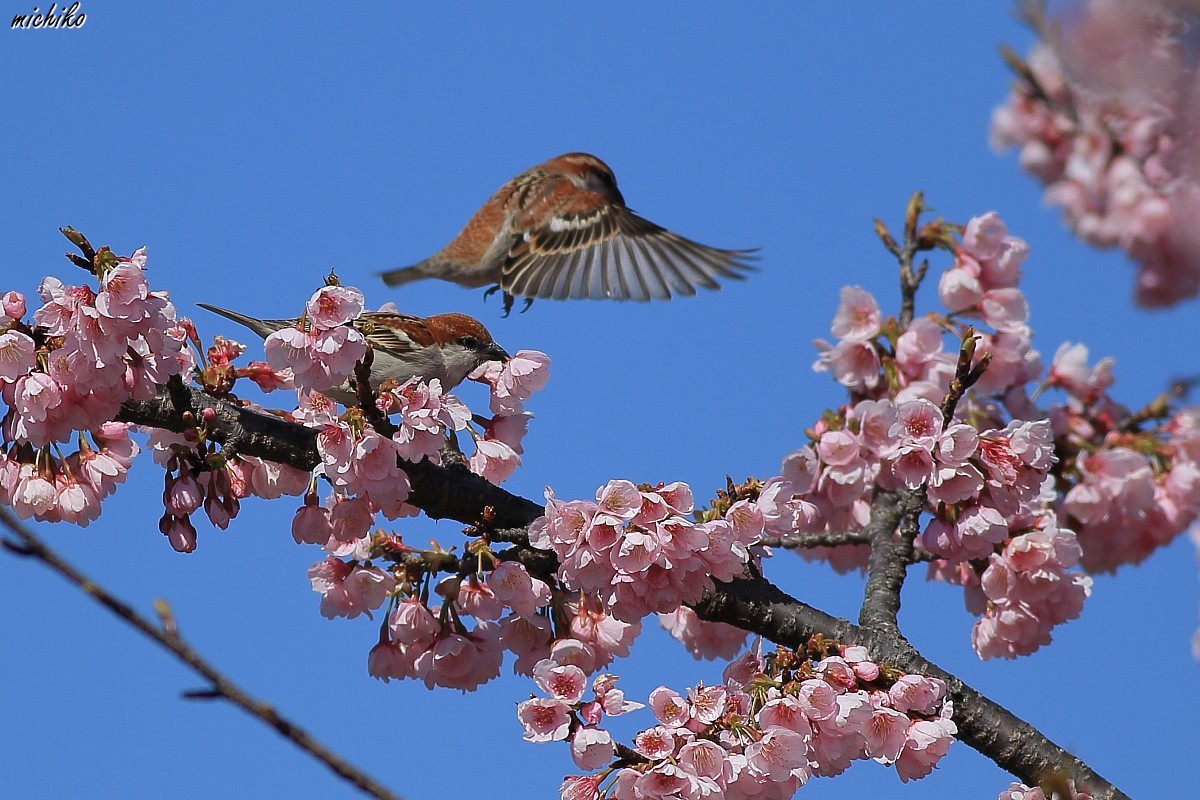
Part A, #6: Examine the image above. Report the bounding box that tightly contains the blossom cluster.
[465,349,549,483]
[358,561,641,691]
[1,248,193,525]
[263,284,367,395]
[150,428,310,552]
[1060,408,1200,573]
[998,781,1092,800]
[766,211,1200,659]
[526,641,955,800]
[990,0,1200,306]
[529,480,768,624]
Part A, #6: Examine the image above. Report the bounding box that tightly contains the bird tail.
[378,262,431,288]
[196,303,291,340]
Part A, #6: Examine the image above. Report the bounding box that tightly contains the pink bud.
[2,291,26,320]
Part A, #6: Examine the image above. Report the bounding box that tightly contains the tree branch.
[113,383,1130,798]
[117,384,544,529]
[0,507,403,800]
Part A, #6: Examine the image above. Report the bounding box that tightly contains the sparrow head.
[423,312,510,386]
[544,152,625,205]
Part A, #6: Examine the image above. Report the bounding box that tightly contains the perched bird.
[197,304,509,403]
[380,152,756,312]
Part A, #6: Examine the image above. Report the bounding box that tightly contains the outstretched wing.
[501,204,757,302]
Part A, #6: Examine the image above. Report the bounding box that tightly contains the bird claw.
[484,284,521,318]
[498,290,525,318]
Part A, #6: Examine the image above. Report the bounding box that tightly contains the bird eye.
[458,335,479,349]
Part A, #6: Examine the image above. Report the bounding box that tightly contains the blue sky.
[2,2,1196,798]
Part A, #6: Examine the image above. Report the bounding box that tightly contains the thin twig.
[0,507,403,800]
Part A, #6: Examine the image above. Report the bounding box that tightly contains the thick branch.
[857,490,921,632]
[0,507,402,800]
[117,385,544,529]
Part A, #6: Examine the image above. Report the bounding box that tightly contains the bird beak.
[487,342,511,362]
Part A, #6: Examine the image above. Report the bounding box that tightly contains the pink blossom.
[488,561,551,619]
[475,349,551,414]
[894,718,956,782]
[796,678,838,721]
[534,659,588,703]
[389,599,441,647]
[518,697,572,743]
[830,285,882,342]
[688,685,728,725]
[659,607,748,661]
[570,727,614,771]
[265,324,367,395]
[241,360,293,392]
[980,288,1029,333]
[483,412,530,454]
[242,457,309,500]
[758,696,814,738]
[632,764,692,799]
[305,285,364,329]
[678,739,730,782]
[96,261,154,322]
[500,614,554,675]
[328,494,374,543]
[998,781,1092,800]
[813,339,881,391]
[972,517,1092,659]
[923,504,1009,561]
[889,674,947,715]
[367,639,415,683]
[648,687,691,728]
[594,479,642,524]
[161,514,197,553]
[388,377,470,463]
[559,775,604,800]
[589,673,644,718]
[992,24,1200,305]
[634,725,676,760]
[1047,342,1114,400]
[745,727,810,782]
[308,557,394,619]
[963,212,1009,260]
[292,501,334,545]
[939,266,983,313]
[0,331,36,383]
[164,472,203,516]
[468,437,520,483]
[862,706,909,763]
[417,623,503,691]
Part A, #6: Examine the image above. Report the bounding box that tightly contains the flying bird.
[379,152,756,312]
[197,304,509,404]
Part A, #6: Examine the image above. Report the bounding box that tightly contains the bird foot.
[484,285,533,317]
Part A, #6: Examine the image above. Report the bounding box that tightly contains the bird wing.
[356,312,436,351]
[198,304,435,354]
[501,203,757,302]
